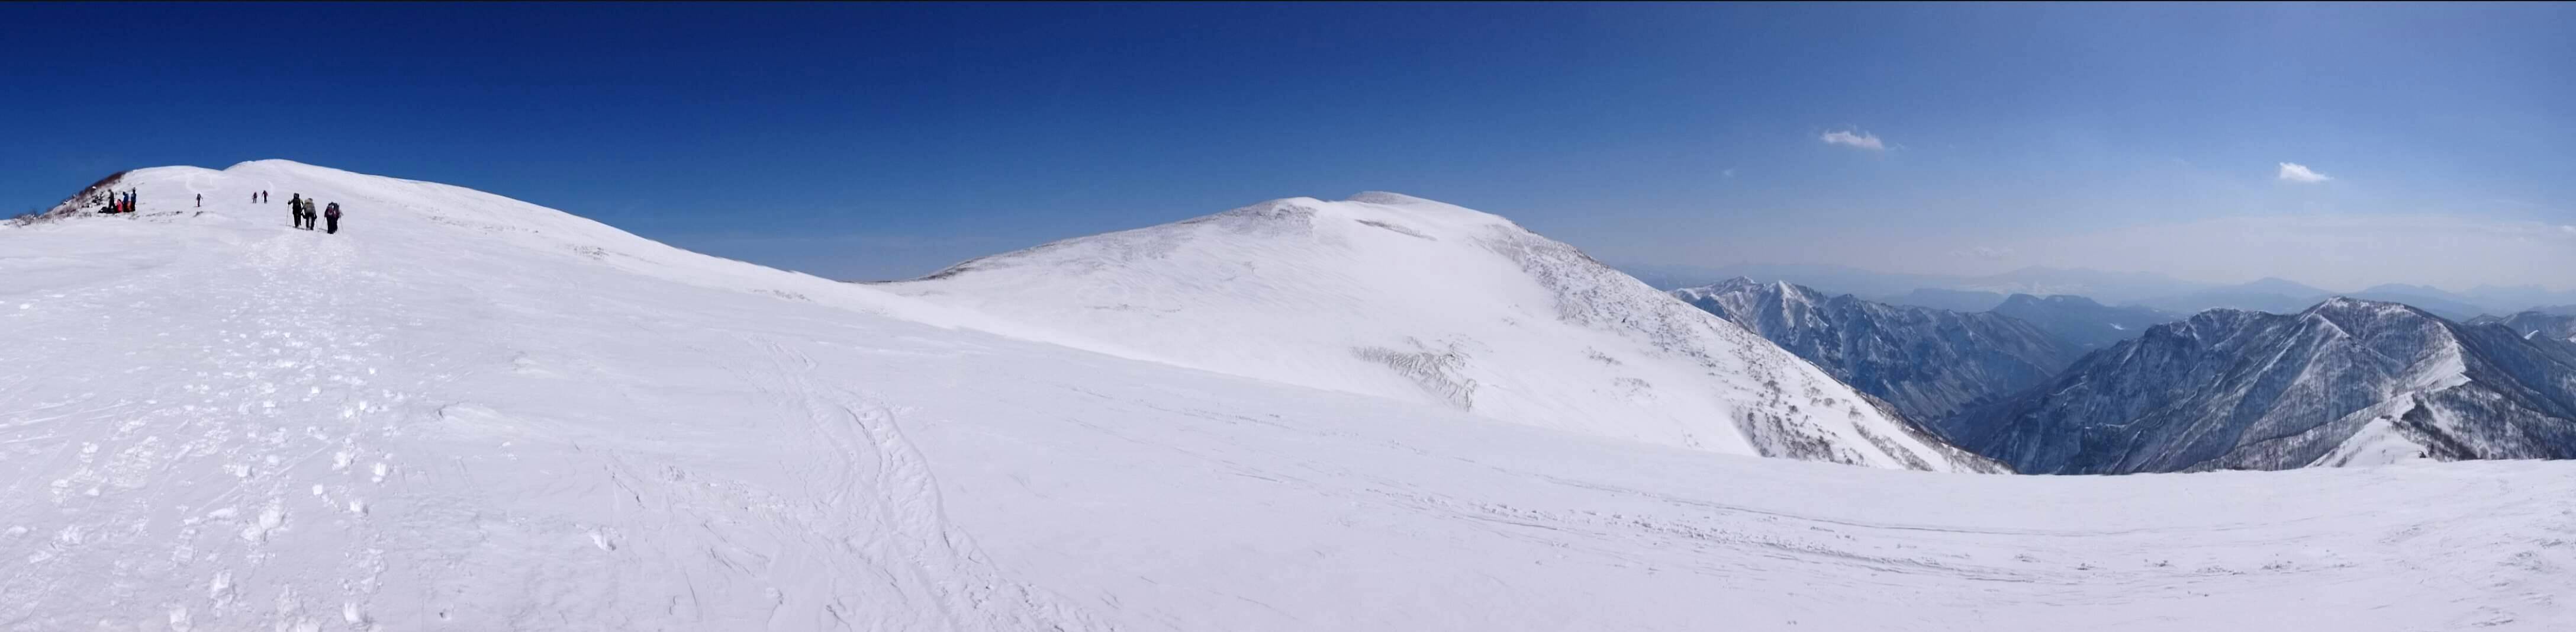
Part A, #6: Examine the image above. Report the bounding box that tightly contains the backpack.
[324,203,340,219]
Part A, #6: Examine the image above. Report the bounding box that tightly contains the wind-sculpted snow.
[6,162,2575,630]
[1675,278,2081,438]
[1966,297,2576,473]
[885,192,1994,471]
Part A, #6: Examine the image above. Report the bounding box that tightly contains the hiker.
[196,194,202,207]
[324,203,342,234]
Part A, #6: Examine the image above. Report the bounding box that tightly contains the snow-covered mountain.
[880,193,1998,471]
[1672,278,2079,438]
[2467,311,2576,345]
[1963,297,2576,474]
[8,161,2576,630]
[1947,267,2206,305]
[1989,293,2179,348]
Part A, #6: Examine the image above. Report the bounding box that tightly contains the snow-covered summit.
[886,193,1999,471]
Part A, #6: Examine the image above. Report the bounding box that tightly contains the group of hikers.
[284,193,342,233]
[94,189,138,214]
[82,188,342,233]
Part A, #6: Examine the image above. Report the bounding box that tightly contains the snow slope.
[3,161,2574,630]
[880,193,1995,471]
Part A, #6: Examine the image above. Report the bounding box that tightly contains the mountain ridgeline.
[1672,278,2081,438]
[1960,299,2576,474]
[2467,311,2576,345]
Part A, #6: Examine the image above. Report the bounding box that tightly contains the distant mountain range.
[2131,279,2491,320]
[1989,294,2181,348]
[1683,277,2576,474]
[1959,299,2576,473]
[1881,287,2008,312]
[1622,262,2576,318]
[1672,279,2080,436]
[1625,263,2205,305]
[2468,311,2576,344]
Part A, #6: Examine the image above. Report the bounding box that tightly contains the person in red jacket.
[324,202,342,234]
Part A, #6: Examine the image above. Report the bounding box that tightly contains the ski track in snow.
[1,161,2572,630]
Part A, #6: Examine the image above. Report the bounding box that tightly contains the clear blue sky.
[5,3,2572,287]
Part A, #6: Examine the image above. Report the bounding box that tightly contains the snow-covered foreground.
[2,161,2571,630]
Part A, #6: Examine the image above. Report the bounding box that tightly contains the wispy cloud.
[2276,162,2332,183]
[1721,168,1737,178]
[1820,129,1885,151]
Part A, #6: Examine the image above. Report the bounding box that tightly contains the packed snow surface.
[2,161,2572,630]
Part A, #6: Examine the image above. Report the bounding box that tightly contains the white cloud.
[2276,162,2332,183]
[1721,168,1737,178]
[2561,224,2576,236]
[1820,129,1885,151]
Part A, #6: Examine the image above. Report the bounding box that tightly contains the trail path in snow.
[0,178,1096,631]
[2,227,408,630]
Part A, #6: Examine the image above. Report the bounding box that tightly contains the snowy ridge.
[1966,297,2576,473]
[886,193,1998,471]
[6,162,2576,629]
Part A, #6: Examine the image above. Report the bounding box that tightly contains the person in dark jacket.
[324,203,342,234]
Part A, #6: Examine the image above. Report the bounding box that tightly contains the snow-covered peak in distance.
[883,193,2001,472]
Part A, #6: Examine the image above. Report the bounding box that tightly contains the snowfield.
[1,161,2571,630]
[881,193,1994,472]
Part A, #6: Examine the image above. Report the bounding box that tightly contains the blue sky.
[5,3,2572,288]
